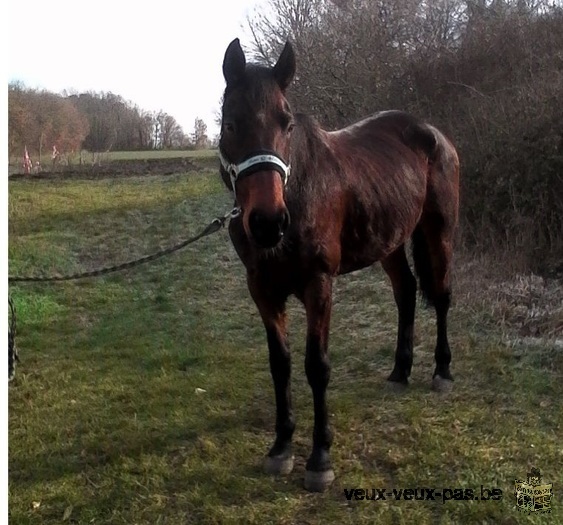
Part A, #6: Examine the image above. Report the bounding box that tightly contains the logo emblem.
[514,467,552,513]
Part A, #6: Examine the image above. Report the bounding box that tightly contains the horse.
[218,38,460,492]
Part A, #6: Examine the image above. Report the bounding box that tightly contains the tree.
[9,85,189,155]
[155,111,184,149]
[8,84,89,160]
[71,92,119,152]
[191,118,209,149]
[137,110,156,150]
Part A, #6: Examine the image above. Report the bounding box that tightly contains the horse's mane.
[290,113,332,178]
[287,113,337,217]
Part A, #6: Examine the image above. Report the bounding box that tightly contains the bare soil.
[8,157,214,181]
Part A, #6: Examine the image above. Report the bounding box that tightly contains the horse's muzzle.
[248,208,290,248]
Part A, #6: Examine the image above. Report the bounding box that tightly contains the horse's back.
[328,111,438,271]
[286,111,459,275]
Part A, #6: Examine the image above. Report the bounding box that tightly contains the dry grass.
[454,252,563,340]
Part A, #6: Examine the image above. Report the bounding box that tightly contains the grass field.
[8,159,562,524]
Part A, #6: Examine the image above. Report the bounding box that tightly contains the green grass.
[9,163,562,524]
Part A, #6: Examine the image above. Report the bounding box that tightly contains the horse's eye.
[223,121,235,133]
[279,112,294,134]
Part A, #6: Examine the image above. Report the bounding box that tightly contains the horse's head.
[219,38,296,249]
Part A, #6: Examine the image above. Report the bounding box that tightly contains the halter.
[218,149,291,201]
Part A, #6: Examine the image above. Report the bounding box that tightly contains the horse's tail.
[411,226,435,307]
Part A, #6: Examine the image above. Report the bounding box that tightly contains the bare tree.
[8,85,89,161]
[191,118,209,149]
[156,111,184,149]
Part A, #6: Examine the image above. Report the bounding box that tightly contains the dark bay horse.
[218,38,460,492]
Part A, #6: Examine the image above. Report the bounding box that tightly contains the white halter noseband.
[218,149,291,200]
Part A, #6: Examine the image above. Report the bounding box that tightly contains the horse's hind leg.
[381,245,417,387]
[248,278,295,475]
[412,223,454,392]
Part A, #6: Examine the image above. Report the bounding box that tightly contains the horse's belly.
[338,238,393,274]
[338,188,424,273]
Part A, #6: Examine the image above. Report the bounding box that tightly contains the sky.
[7,0,268,139]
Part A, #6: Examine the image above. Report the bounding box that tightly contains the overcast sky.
[8,0,267,138]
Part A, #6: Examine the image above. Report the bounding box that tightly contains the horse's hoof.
[432,375,454,393]
[264,454,294,475]
[304,469,335,492]
[386,379,408,392]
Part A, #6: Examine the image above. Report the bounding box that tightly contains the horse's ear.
[273,41,296,91]
[223,38,246,85]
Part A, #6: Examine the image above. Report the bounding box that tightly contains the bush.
[248,0,563,273]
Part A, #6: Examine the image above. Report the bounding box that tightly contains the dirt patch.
[8,157,214,181]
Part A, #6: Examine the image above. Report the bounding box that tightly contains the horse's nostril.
[248,209,288,248]
[249,210,263,231]
[281,210,290,233]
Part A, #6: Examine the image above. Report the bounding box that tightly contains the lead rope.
[8,297,18,382]
[7,207,240,382]
[8,207,240,283]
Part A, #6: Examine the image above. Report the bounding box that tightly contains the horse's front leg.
[248,276,295,476]
[303,273,335,492]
